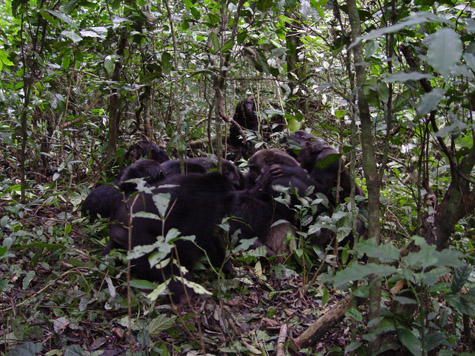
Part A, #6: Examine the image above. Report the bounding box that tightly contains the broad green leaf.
[464,53,475,72]
[384,71,433,83]
[351,12,451,49]
[161,52,173,74]
[333,263,397,289]
[404,245,438,270]
[180,277,212,295]
[61,30,82,43]
[353,238,399,261]
[344,341,362,354]
[393,296,417,305]
[221,39,235,53]
[104,55,114,75]
[152,192,171,218]
[467,18,475,33]
[133,211,160,220]
[315,153,341,169]
[397,329,422,356]
[210,32,219,53]
[46,9,78,27]
[0,50,13,67]
[129,279,157,289]
[423,332,444,352]
[416,88,446,116]
[451,265,471,293]
[426,28,462,79]
[22,271,35,289]
[148,314,177,336]
[9,342,43,356]
[346,307,363,321]
[147,280,169,300]
[445,288,475,315]
[190,7,200,20]
[148,243,173,266]
[105,276,116,298]
[128,242,159,259]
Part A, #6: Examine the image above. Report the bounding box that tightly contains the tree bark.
[106,28,128,161]
[347,0,383,353]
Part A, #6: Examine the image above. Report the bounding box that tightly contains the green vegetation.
[0,0,473,355]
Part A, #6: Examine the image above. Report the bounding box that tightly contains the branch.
[293,295,353,349]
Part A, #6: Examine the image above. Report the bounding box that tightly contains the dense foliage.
[0,0,474,355]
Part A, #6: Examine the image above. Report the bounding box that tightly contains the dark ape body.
[231,149,316,255]
[285,130,364,203]
[82,159,165,222]
[108,172,235,297]
[286,131,367,250]
[162,157,245,190]
[246,148,301,188]
[228,97,258,158]
[124,140,169,163]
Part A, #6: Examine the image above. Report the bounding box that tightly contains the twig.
[276,323,288,356]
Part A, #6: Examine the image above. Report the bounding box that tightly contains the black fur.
[109,172,235,297]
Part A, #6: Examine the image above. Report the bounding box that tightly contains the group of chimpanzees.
[82,111,365,300]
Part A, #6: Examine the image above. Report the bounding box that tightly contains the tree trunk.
[106,28,128,161]
[347,0,383,353]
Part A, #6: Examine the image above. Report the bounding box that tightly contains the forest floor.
[0,199,361,355]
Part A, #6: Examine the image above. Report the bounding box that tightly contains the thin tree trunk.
[346,0,383,353]
[106,29,128,161]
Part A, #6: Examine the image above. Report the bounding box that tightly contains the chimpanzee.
[228,97,258,158]
[230,149,318,256]
[108,172,235,298]
[82,159,165,222]
[245,148,301,187]
[285,131,364,204]
[124,140,169,163]
[286,131,367,251]
[162,157,245,190]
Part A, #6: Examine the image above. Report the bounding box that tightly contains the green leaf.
[350,12,451,49]
[384,71,433,83]
[404,245,438,270]
[9,342,43,356]
[129,279,157,290]
[451,265,471,293]
[344,341,362,354]
[315,153,341,169]
[181,277,212,295]
[0,50,13,67]
[353,238,400,262]
[22,271,35,289]
[333,263,397,289]
[152,192,171,218]
[190,7,200,20]
[148,314,177,336]
[221,39,235,53]
[45,9,78,28]
[161,52,173,74]
[104,55,115,75]
[423,332,444,352]
[445,289,475,315]
[426,28,462,79]
[210,32,219,53]
[147,279,169,300]
[397,328,422,356]
[393,296,417,305]
[346,307,363,322]
[416,88,446,116]
[133,210,160,220]
[61,30,82,43]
